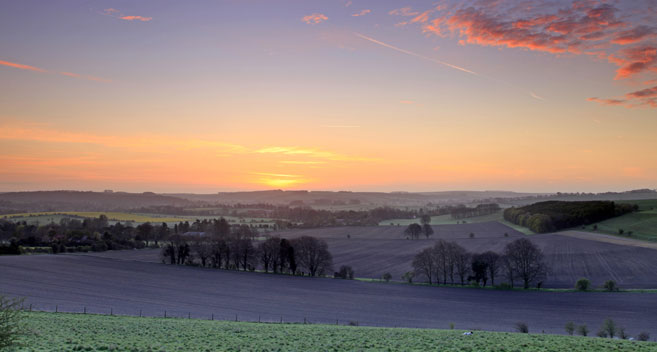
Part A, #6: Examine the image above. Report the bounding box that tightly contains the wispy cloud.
[256,146,376,162]
[120,15,152,22]
[0,59,46,73]
[354,32,478,75]
[588,86,657,108]
[352,9,371,17]
[389,7,419,17]
[529,91,546,101]
[103,8,152,22]
[302,13,328,25]
[1,59,110,82]
[320,124,360,128]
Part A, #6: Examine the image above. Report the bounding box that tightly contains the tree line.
[411,238,548,289]
[160,228,334,277]
[503,201,637,233]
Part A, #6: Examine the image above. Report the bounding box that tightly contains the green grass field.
[582,200,657,242]
[11,312,656,351]
[379,212,536,235]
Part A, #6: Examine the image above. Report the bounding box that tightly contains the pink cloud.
[389,7,419,17]
[588,85,657,108]
[352,9,371,17]
[398,1,657,108]
[120,15,152,22]
[0,59,46,73]
[302,13,328,25]
[102,8,152,22]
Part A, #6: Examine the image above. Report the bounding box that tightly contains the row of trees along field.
[0,216,260,255]
[449,203,500,219]
[160,228,334,277]
[411,238,548,289]
[503,201,637,233]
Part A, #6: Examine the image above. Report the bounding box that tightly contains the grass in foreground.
[11,312,657,351]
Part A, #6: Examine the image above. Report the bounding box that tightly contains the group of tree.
[412,238,548,289]
[449,203,500,220]
[160,225,334,277]
[403,222,434,240]
[564,318,650,341]
[503,201,637,233]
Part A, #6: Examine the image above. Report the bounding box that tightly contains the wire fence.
[18,301,418,329]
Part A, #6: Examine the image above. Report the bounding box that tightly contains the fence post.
[280,316,282,324]
[188,312,191,319]
[84,307,86,314]
[139,309,142,317]
[55,305,58,313]
[164,310,167,318]
[304,317,306,324]
[235,314,238,322]
[211,313,214,321]
[258,315,261,323]
[110,308,113,316]
[29,304,32,312]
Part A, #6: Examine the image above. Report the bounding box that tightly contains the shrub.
[515,322,529,333]
[603,280,617,292]
[601,318,616,338]
[382,272,392,282]
[348,321,359,326]
[504,233,509,237]
[402,271,414,283]
[495,282,513,290]
[575,278,591,291]
[618,327,628,340]
[335,265,354,280]
[469,233,475,238]
[596,329,607,338]
[449,323,454,330]
[637,332,650,341]
[565,321,575,335]
[618,228,624,235]
[0,295,24,350]
[577,325,589,336]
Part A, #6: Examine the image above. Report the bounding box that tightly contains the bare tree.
[258,236,281,273]
[503,238,547,289]
[190,235,212,267]
[422,224,434,239]
[412,247,436,284]
[481,251,500,286]
[292,236,333,277]
[453,245,471,285]
[403,223,422,240]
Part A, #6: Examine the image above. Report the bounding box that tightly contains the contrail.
[354,32,478,75]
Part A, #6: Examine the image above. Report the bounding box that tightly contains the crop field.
[271,223,657,288]
[8,312,656,351]
[2,253,657,337]
[86,222,657,288]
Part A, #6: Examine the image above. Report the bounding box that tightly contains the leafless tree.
[503,238,547,289]
[258,236,281,273]
[292,236,333,277]
[412,247,436,284]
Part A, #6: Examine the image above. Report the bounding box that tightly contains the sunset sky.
[1,0,656,193]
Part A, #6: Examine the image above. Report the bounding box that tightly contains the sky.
[1,0,656,193]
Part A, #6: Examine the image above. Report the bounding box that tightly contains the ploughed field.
[13,312,657,351]
[273,223,657,288]
[83,222,657,288]
[2,254,657,336]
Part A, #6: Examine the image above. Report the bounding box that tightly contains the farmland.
[8,312,656,352]
[82,221,657,288]
[1,254,657,336]
[587,205,657,242]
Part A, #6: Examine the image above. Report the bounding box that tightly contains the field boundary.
[555,231,657,250]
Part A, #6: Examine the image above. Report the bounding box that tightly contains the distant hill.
[0,191,193,212]
[168,190,546,207]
